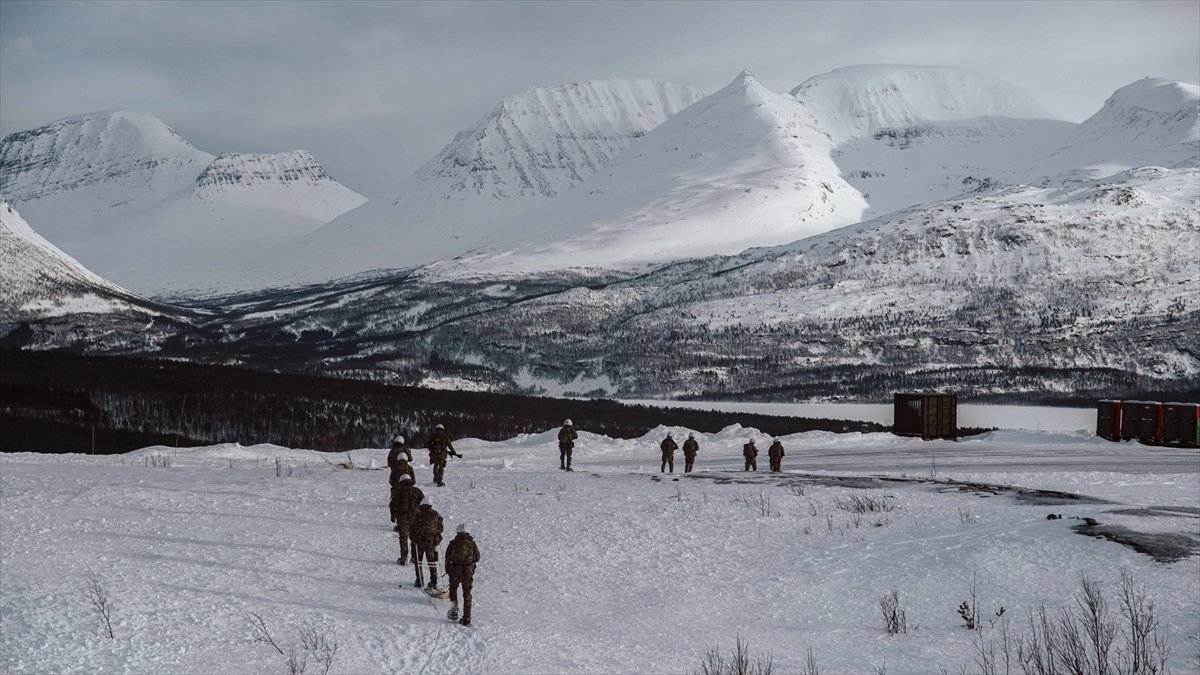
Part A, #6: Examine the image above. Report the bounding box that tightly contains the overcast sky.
[2,0,1197,198]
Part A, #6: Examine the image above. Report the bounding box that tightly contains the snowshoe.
[447,605,459,621]
[423,586,449,600]
[396,557,404,565]
[459,618,471,627]
[437,482,446,487]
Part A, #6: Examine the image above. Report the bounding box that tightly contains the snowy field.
[2,423,1198,674]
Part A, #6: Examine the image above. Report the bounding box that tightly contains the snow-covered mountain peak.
[0,110,213,205]
[791,64,1062,143]
[1107,78,1200,115]
[1048,77,1199,175]
[195,150,341,193]
[413,77,706,201]
[443,70,867,276]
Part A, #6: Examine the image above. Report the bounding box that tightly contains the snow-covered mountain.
[438,70,868,276]
[0,195,193,350]
[1046,77,1200,178]
[253,79,706,287]
[0,112,365,294]
[177,160,1198,400]
[790,65,1076,218]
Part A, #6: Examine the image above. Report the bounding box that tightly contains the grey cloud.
[2,0,1197,198]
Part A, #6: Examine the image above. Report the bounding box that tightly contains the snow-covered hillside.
[790,65,1076,218]
[0,195,194,350]
[1046,77,1200,179]
[0,195,154,319]
[252,79,705,288]
[441,70,868,276]
[0,112,365,294]
[3,425,1197,673]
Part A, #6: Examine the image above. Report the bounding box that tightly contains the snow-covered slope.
[790,65,1075,218]
[438,71,868,276]
[1046,77,1200,178]
[0,112,365,294]
[255,79,705,287]
[0,195,159,320]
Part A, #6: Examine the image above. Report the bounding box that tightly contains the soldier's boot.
[447,604,459,621]
[426,563,438,589]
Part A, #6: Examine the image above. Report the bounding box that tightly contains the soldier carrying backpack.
[390,475,424,565]
[445,523,481,627]
[411,496,444,589]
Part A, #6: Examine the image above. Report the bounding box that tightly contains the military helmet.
[564,418,573,426]
[457,523,469,534]
[419,496,431,507]
[667,431,673,438]
[688,433,695,438]
[435,424,445,430]
[398,474,412,483]
[392,434,406,445]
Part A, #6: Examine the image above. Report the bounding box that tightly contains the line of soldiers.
[386,426,479,627]
[562,420,789,474]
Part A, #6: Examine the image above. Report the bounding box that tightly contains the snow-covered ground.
[3,426,1198,674]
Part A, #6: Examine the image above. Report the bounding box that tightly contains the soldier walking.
[743,438,758,471]
[427,423,462,487]
[445,523,481,627]
[411,496,443,589]
[682,433,700,473]
[390,475,424,564]
[660,432,678,473]
[388,434,416,488]
[768,438,785,472]
[558,419,578,471]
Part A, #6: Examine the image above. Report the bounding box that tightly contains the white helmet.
[688,433,695,439]
[667,432,673,438]
[397,474,412,483]
[419,496,431,507]
[435,424,445,430]
[457,523,469,534]
[564,419,573,426]
[392,434,406,445]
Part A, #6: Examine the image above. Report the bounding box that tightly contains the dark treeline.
[0,349,888,455]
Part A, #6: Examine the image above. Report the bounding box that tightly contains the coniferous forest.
[0,349,893,455]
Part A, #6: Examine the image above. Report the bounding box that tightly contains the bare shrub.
[286,646,308,675]
[790,483,807,497]
[696,635,775,675]
[83,573,116,639]
[144,453,172,468]
[733,491,779,517]
[987,570,1171,675]
[835,494,897,514]
[958,505,979,524]
[800,646,821,675]
[245,611,340,675]
[244,610,285,656]
[880,589,908,635]
[300,622,339,675]
[1115,569,1169,675]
